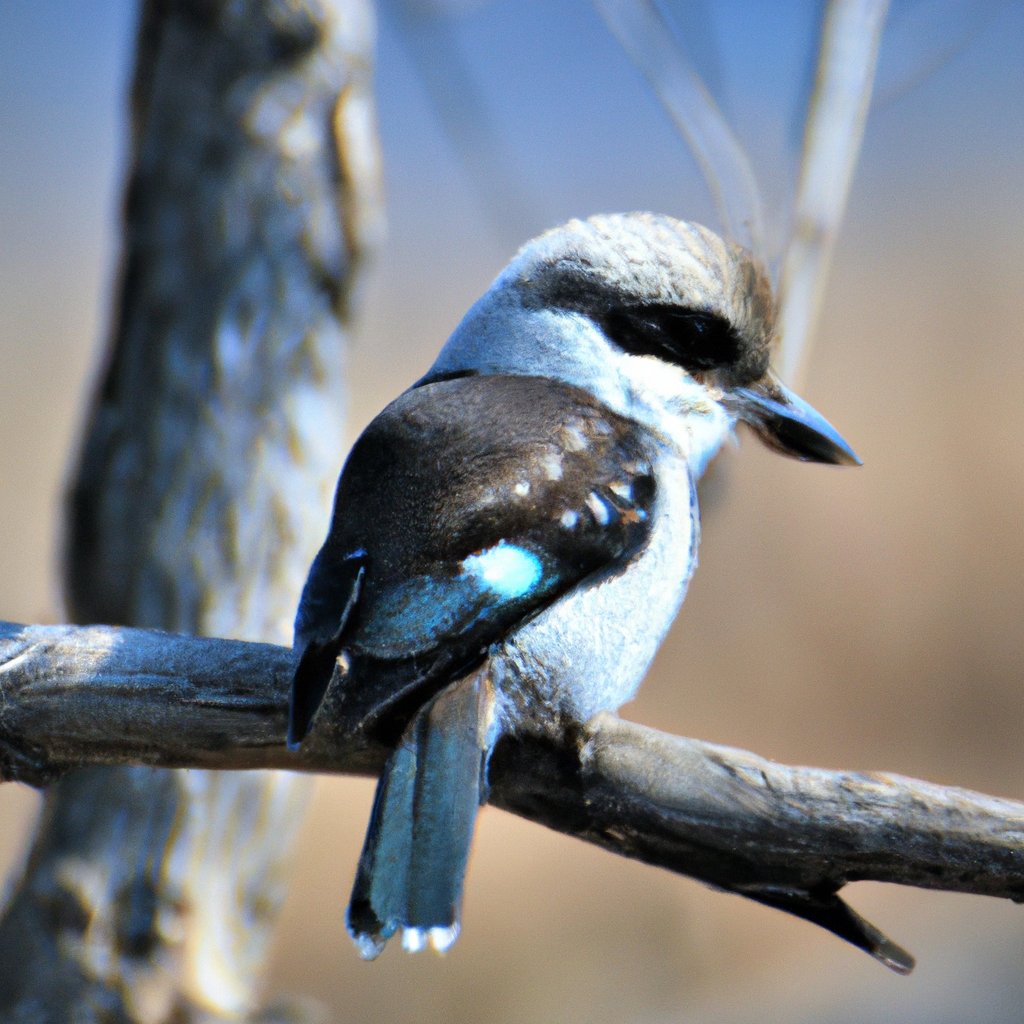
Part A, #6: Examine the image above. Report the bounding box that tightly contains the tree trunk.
[0,0,381,1019]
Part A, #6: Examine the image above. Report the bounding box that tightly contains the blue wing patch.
[462,543,542,597]
[355,543,548,660]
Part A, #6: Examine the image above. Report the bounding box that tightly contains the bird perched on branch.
[287,213,860,959]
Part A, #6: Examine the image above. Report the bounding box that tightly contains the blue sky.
[3,0,1021,293]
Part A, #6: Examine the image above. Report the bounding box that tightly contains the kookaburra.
[287,213,860,959]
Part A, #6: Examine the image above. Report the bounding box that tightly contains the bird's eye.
[598,305,747,374]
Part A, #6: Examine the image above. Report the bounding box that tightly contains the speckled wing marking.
[290,374,655,745]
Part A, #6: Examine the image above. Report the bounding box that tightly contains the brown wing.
[290,374,655,745]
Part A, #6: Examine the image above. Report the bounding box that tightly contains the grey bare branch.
[5,620,1024,974]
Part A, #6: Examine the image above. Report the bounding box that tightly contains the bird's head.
[426,212,860,473]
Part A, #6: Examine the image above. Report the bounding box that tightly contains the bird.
[287,212,860,960]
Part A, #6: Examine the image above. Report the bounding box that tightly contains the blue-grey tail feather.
[347,668,495,958]
[347,738,416,957]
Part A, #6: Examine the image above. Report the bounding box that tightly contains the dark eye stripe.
[595,305,750,373]
[516,270,770,384]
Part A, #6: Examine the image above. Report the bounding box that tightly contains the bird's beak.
[728,380,862,466]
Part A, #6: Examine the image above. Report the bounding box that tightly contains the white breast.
[489,448,697,735]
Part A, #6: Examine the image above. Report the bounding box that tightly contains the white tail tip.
[429,924,460,953]
[400,924,460,954]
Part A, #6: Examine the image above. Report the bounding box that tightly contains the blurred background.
[1,0,1023,1020]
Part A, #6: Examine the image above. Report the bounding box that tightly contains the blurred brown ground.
[2,104,1024,1024]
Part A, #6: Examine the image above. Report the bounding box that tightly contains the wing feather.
[290,375,655,743]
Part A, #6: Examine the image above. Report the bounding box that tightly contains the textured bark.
[0,0,381,1021]
[4,622,1024,975]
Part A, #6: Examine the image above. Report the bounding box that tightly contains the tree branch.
[5,620,1024,974]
